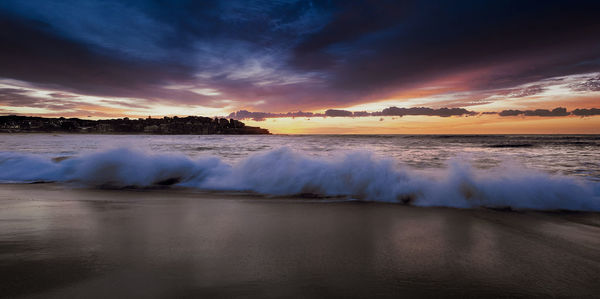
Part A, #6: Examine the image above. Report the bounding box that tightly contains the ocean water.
[0,134,599,210]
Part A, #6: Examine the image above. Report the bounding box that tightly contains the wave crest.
[0,147,598,211]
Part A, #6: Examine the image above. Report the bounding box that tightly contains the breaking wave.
[1,147,599,211]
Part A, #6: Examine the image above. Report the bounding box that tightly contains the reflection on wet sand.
[1,184,599,298]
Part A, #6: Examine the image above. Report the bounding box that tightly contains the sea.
[2,134,600,297]
[0,134,599,210]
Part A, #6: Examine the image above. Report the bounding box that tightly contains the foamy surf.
[0,147,598,211]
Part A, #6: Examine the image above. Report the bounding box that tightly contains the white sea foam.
[0,147,598,211]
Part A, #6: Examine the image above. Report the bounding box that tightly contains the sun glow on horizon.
[243,115,600,135]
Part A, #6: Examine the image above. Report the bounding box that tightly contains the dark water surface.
[1,184,599,298]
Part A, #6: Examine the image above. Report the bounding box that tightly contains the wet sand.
[1,184,600,298]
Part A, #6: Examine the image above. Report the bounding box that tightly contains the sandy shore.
[1,184,599,298]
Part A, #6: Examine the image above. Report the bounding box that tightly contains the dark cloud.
[524,108,569,117]
[498,110,522,117]
[230,106,477,120]
[499,107,570,117]
[99,100,150,110]
[290,1,600,97]
[572,108,600,116]
[227,110,318,121]
[0,87,78,110]
[352,111,370,117]
[325,109,353,117]
[227,110,275,121]
[0,0,600,112]
[0,87,151,115]
[0,88,28,95]
[49,92,77,98]
[375,107,477,117]
[569,76,600,92]
[508,85,545,98]
[231,106,600,120]
[0,11,211,105]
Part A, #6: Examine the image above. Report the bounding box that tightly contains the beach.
[2,183,599,298]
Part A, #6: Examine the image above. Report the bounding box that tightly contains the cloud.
[508,85,545,98]
[290,1,600,100]
[49,92,78,98]
[325,109,353,117]
[498,107,570,117]
[0,88,78,110]
[569,76,600,92]
[524,108,569,117]
[230,106,477,120]
[227,110,318,121]
[1,1,600,114]
[231,106,600,121]
[498,110,522,117]
[375,107,477,117]
[572,108,600,116]
[352,111,370,117]
[0,12,209,105]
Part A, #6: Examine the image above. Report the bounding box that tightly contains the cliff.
[0,115,270,135]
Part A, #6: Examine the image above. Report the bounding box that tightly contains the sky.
[0,0,599,134]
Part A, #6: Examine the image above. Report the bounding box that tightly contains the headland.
[0,115,270,134]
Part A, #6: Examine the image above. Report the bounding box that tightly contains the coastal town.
[0,115,270,134]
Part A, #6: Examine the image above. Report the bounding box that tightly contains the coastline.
[1,183,599,298]
[0,115,271,135]
[0,132,273,135]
